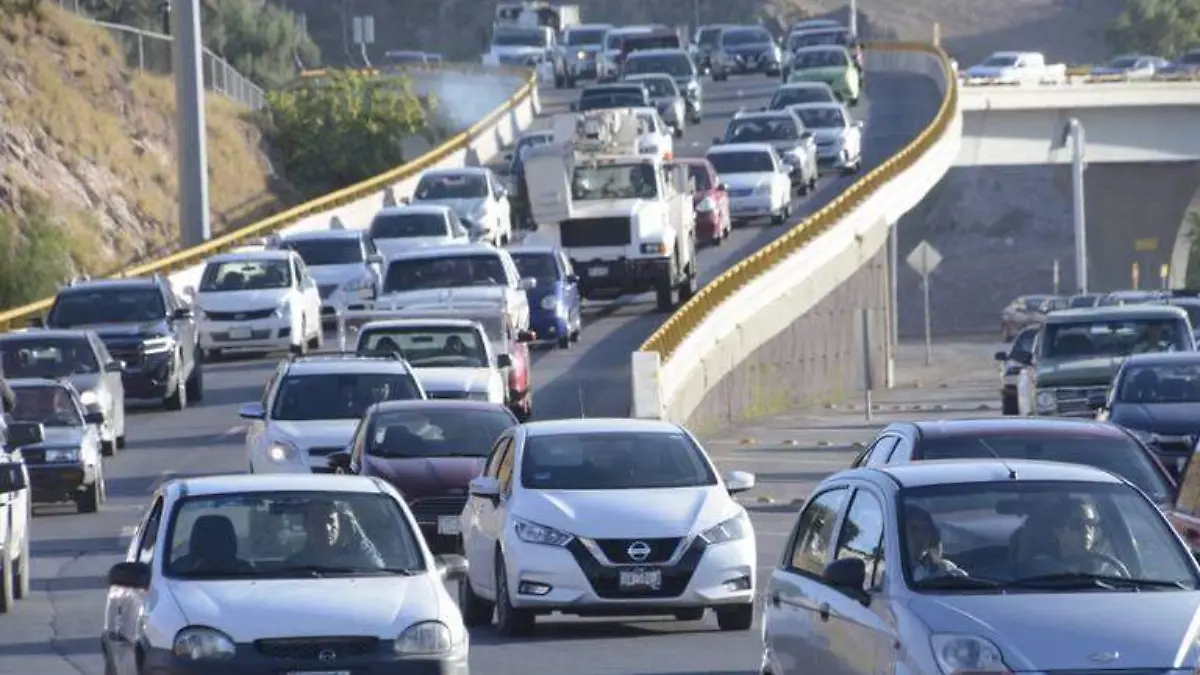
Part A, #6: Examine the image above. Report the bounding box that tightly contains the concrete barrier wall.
[631,47,961,430]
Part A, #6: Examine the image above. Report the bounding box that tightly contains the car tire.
[116,434,127,450]
[0,550,13,614]
[77,480,100,514]
[458,576,495,627]
[101,436,116,457]
[1002,394,1019,415]
[13,535,29,600]
[557,335,570,349]
[675,608,705,621]
[185,353,204,403]
[716,603,754,631]
[494,555,535,636]
[164,357,187,411]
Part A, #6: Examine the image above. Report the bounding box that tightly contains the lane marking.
[223,425,247,436]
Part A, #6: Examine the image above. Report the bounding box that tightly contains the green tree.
[0,201,75,307]
[262,70,434,196]
[1106,0,1200,57]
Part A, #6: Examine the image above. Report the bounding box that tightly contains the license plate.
[228,327,252,340]
[438,515,461,535]
[589,266,609,277]
[618,568,662,590]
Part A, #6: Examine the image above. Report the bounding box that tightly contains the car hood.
[23,426,86,450]
[376,286,506,309]
[1036,356,1125,387]
[412,197,486,220]
[197,289,288,312]
[1110,402,1200,436]
[414,367,493,393]
[721,172,776,190]
[517,486,732,538]
[491,46,544,57]
[363,455,485,499]
[908,591,1200,670]
[165,576,443,642]
[270,420,360,450]
[308,264,367,286]
[66,322,165,341]
[724,45,772,56]
[526,281,564,304]
[789,66,848,81]
[375,237,455,257]
[811,127,846,143]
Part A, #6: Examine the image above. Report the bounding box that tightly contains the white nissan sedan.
[458,418,758,636]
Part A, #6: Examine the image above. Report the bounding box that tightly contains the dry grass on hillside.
[0,5,289,273]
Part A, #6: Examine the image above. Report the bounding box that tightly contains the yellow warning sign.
[1135,238,1159,252]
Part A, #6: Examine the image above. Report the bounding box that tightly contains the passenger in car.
[905,505,967,581]
[1019,497,1124,577]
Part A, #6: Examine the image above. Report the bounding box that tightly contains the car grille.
[428,390,471,400]
[728,188,754,198]
[105,345,144,368]
[560,216,632,247]
[318,284,338,299]
[254,636,379,659]
[566,537,704,599]
[408,496,469,524]
[210,329,274,341]
[306,446,343,458]
[205,308,276,322]
[593,537,682,564]
[1053,386,1107,415]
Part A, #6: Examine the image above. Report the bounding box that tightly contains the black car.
[852,418,1177,508]
[712,26,781,79]
[34,275,203,410]
[993,325,1037,415]
[1098,351,1200,480]
[572,82,651,112]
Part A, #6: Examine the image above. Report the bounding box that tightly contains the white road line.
[223,425,247,436]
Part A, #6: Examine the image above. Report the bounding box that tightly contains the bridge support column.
[171,0,211,248]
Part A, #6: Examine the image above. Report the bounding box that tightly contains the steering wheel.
[1083,551,1132,577]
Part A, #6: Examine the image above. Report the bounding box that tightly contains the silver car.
[272,229,384,323]
[622,73,687,131]
[0,329,126,456]
[763,459,1200,675]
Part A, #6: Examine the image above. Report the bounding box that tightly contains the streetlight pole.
[849,0,858,36]
[1067,118,1088,294]
[170,0,211,248]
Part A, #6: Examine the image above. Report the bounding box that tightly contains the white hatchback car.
[705,142,794,226]
[368,204,472,259]
[458,418,758,635]
[101,474,470,675]
[408,168,513,247]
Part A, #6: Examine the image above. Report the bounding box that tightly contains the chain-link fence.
[51,0,266,109]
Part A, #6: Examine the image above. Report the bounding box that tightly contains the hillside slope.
[0,5,290,281]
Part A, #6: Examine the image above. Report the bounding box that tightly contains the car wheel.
[0,551,13,613]
[716,603,754,631]
[116,434,127,450]
[494,554,535,636]
[13,534,29,600]
[557,335,570,349]
[1002,394,1019,415]
[77,479,100,514]
[101,438,116,457]
[164,355,187,411]
[458,574,495,627]
[185,352,204,402]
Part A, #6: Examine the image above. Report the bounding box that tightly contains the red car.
[678,158,732,245]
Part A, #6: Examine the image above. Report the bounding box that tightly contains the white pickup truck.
[962,51,1067,85]
[0,449,31,612]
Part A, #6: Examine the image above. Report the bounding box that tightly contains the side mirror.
[107,561,151,590]
[172,307,193,320]
[84,411,104,426]
[27,317,44,328]
[238,402,266,420]
[366,253,384,265]
[566,273,579,283]
[1012,351,1033,366]
[435,554,470,582]
[854,120,864,128]
[724,470,756,494]
[518,277,537,290]
[993,350,1009,362]
[105,360,125,372]
[496,353,513,369]
[801,130,814,139]
[822,557,869,604]
[518,330,537,343]
[8,421,45,447]
[759,105,768,111]
[673,125,684,138]
[327,450,352,473]
[717,183,728,192]
[469,475,502,499]
[0,464,27,492]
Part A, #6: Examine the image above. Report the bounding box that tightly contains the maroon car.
[678,158,731,245]
[329,399,518,553]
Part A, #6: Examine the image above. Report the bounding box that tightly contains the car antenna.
[978,437,1018,479]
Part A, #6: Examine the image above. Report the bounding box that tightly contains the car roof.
[584,82,645,91]
[1043,304,1187,323]
[903,418,1131,440]
[623,72,676,80]
[280,229,363,242]
[421,167,489,178]
[58,278,159,293]
[734,110,794,120]
[707,142,776,154]
[171,473,389,498]
[794,44,851,54]
[370,399,514,415]
[871,458,1123,489]
[361,318,479,331]
[570,23,615,31]
[1120,351,1200,366]
[283,354,415,376]
[778,81,835,89]
[207,249,293,264]
[373,204,452,217]
[523,417,684,437]
[624,49,689,58]
[8,377,76,390]
[508,244,558,254]
[0,329,93,342]
[609,26,657,36]
[384,243,504,261]
[787,102,845,111]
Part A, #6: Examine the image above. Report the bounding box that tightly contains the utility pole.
[170,0,211,247]
[1066,118,1088,294]
[849,0,858,37]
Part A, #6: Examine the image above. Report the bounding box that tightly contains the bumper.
[121,353,176,398]
[728,194,777,219]
[137,644,468,675]
[28,463,94,502]
[529,310,570,342]
[200,318,293,351]
[572,256,672,299]
[816,149,855,171]
[503,533,756,614]
[695,211,721,239]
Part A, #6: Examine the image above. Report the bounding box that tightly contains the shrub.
[262,70,435,197]
[0,199,75,308]
[1106,0,1200,57]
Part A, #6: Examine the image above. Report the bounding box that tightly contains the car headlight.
[640,242,669,255]
[696,197,716,213]
[79,390,99,407]
[44,448,79,463]
[273,301,292,319]
[1035,391,1056,409]
[929,634,1009,675]
[142,336,174,354]
[700,511,751,545]
[394,620,459,655]
[576,50,586,59]
[266,441,299,463]
[687,80,699,92]
[540,295,560,310]
[173,626,236,660]
[514,516,574,547]
[341,277,370,292]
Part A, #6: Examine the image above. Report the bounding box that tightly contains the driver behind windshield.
[1131,322,1174,354]
[1018,497,1124,577]
[283,500,386,570]
[905,506,967,582]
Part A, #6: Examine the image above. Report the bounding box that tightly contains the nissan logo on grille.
[627,541,651,562]
[318,649,337,663]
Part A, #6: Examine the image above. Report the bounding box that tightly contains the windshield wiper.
[912,576,1004,590]
[1007,573,1187,591]
[279,565,412,577]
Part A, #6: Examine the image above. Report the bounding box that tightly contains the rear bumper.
[572,257,672,299]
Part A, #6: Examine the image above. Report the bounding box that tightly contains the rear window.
[370,213,446,239]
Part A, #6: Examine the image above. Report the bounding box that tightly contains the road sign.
[906,240,942,277]
[352,15,375,45]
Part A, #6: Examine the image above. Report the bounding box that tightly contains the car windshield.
[1101,292,1159,306]
[367,408,515,458]
[1041,319,1190,358]
[1020,296,1051,311]
[565,28,606,46]
[579,92,644,110]
[686,164,712,190]
[279,239,364,266]
[270,373,422,420]
[11,386,83,427]
[982,55,1019,67]
[492,29,545,47]
[788,31,849,50]
[383,254,507,292]
[359,327,489,368]
[792,49,849,68]
[772,87,835,108]
[415,173,487,199]
[1170,303,1200,327]
[1119,363,1200,404]
[721,29,770,46]
[725,117,799,142]
[199,259,292,292]
[48,287,165,326]
[698,27,722,45]
[370,212,447,239]
[628,76,677,97]
[1070,294,1100,308]
[572,162,659,200]
[521,431,717,490]
[902,480,1196,591]
[707,151,774,174]
[792,107,845,129]
[623,55,694,77]
[163,491,425,579]
[919,436,1174,504]
[1108,56,1140,68]
[510,252,560,281]
[0,338,98,378]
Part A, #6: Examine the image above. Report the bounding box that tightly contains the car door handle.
[818,602,832,621]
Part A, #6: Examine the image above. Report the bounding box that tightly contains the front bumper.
[695,210,721,240]
[200,318,293,351]
[721,55,780,74]
[529,309,570,343]
[137,644,468,675]
[408,494,469,554]
[572,256,672,299]
[28,463,94,502]
[816,146,855,171]
[503,532,755,614]
[118,351,176,399]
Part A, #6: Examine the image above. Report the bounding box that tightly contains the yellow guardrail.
[639,42,957,359]
[962,72,1200,86]
[0,67,536,331]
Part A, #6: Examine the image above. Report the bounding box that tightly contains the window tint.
[0,337,99,378]
[788,488,848,575]
[137,497,164,566]
[834,490,886,589]
[497,442,516,493]
[861,436,898,466]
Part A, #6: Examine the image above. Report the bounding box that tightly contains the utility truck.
[522,108,698,312]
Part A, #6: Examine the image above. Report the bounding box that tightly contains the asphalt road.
[0,70,943,674]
